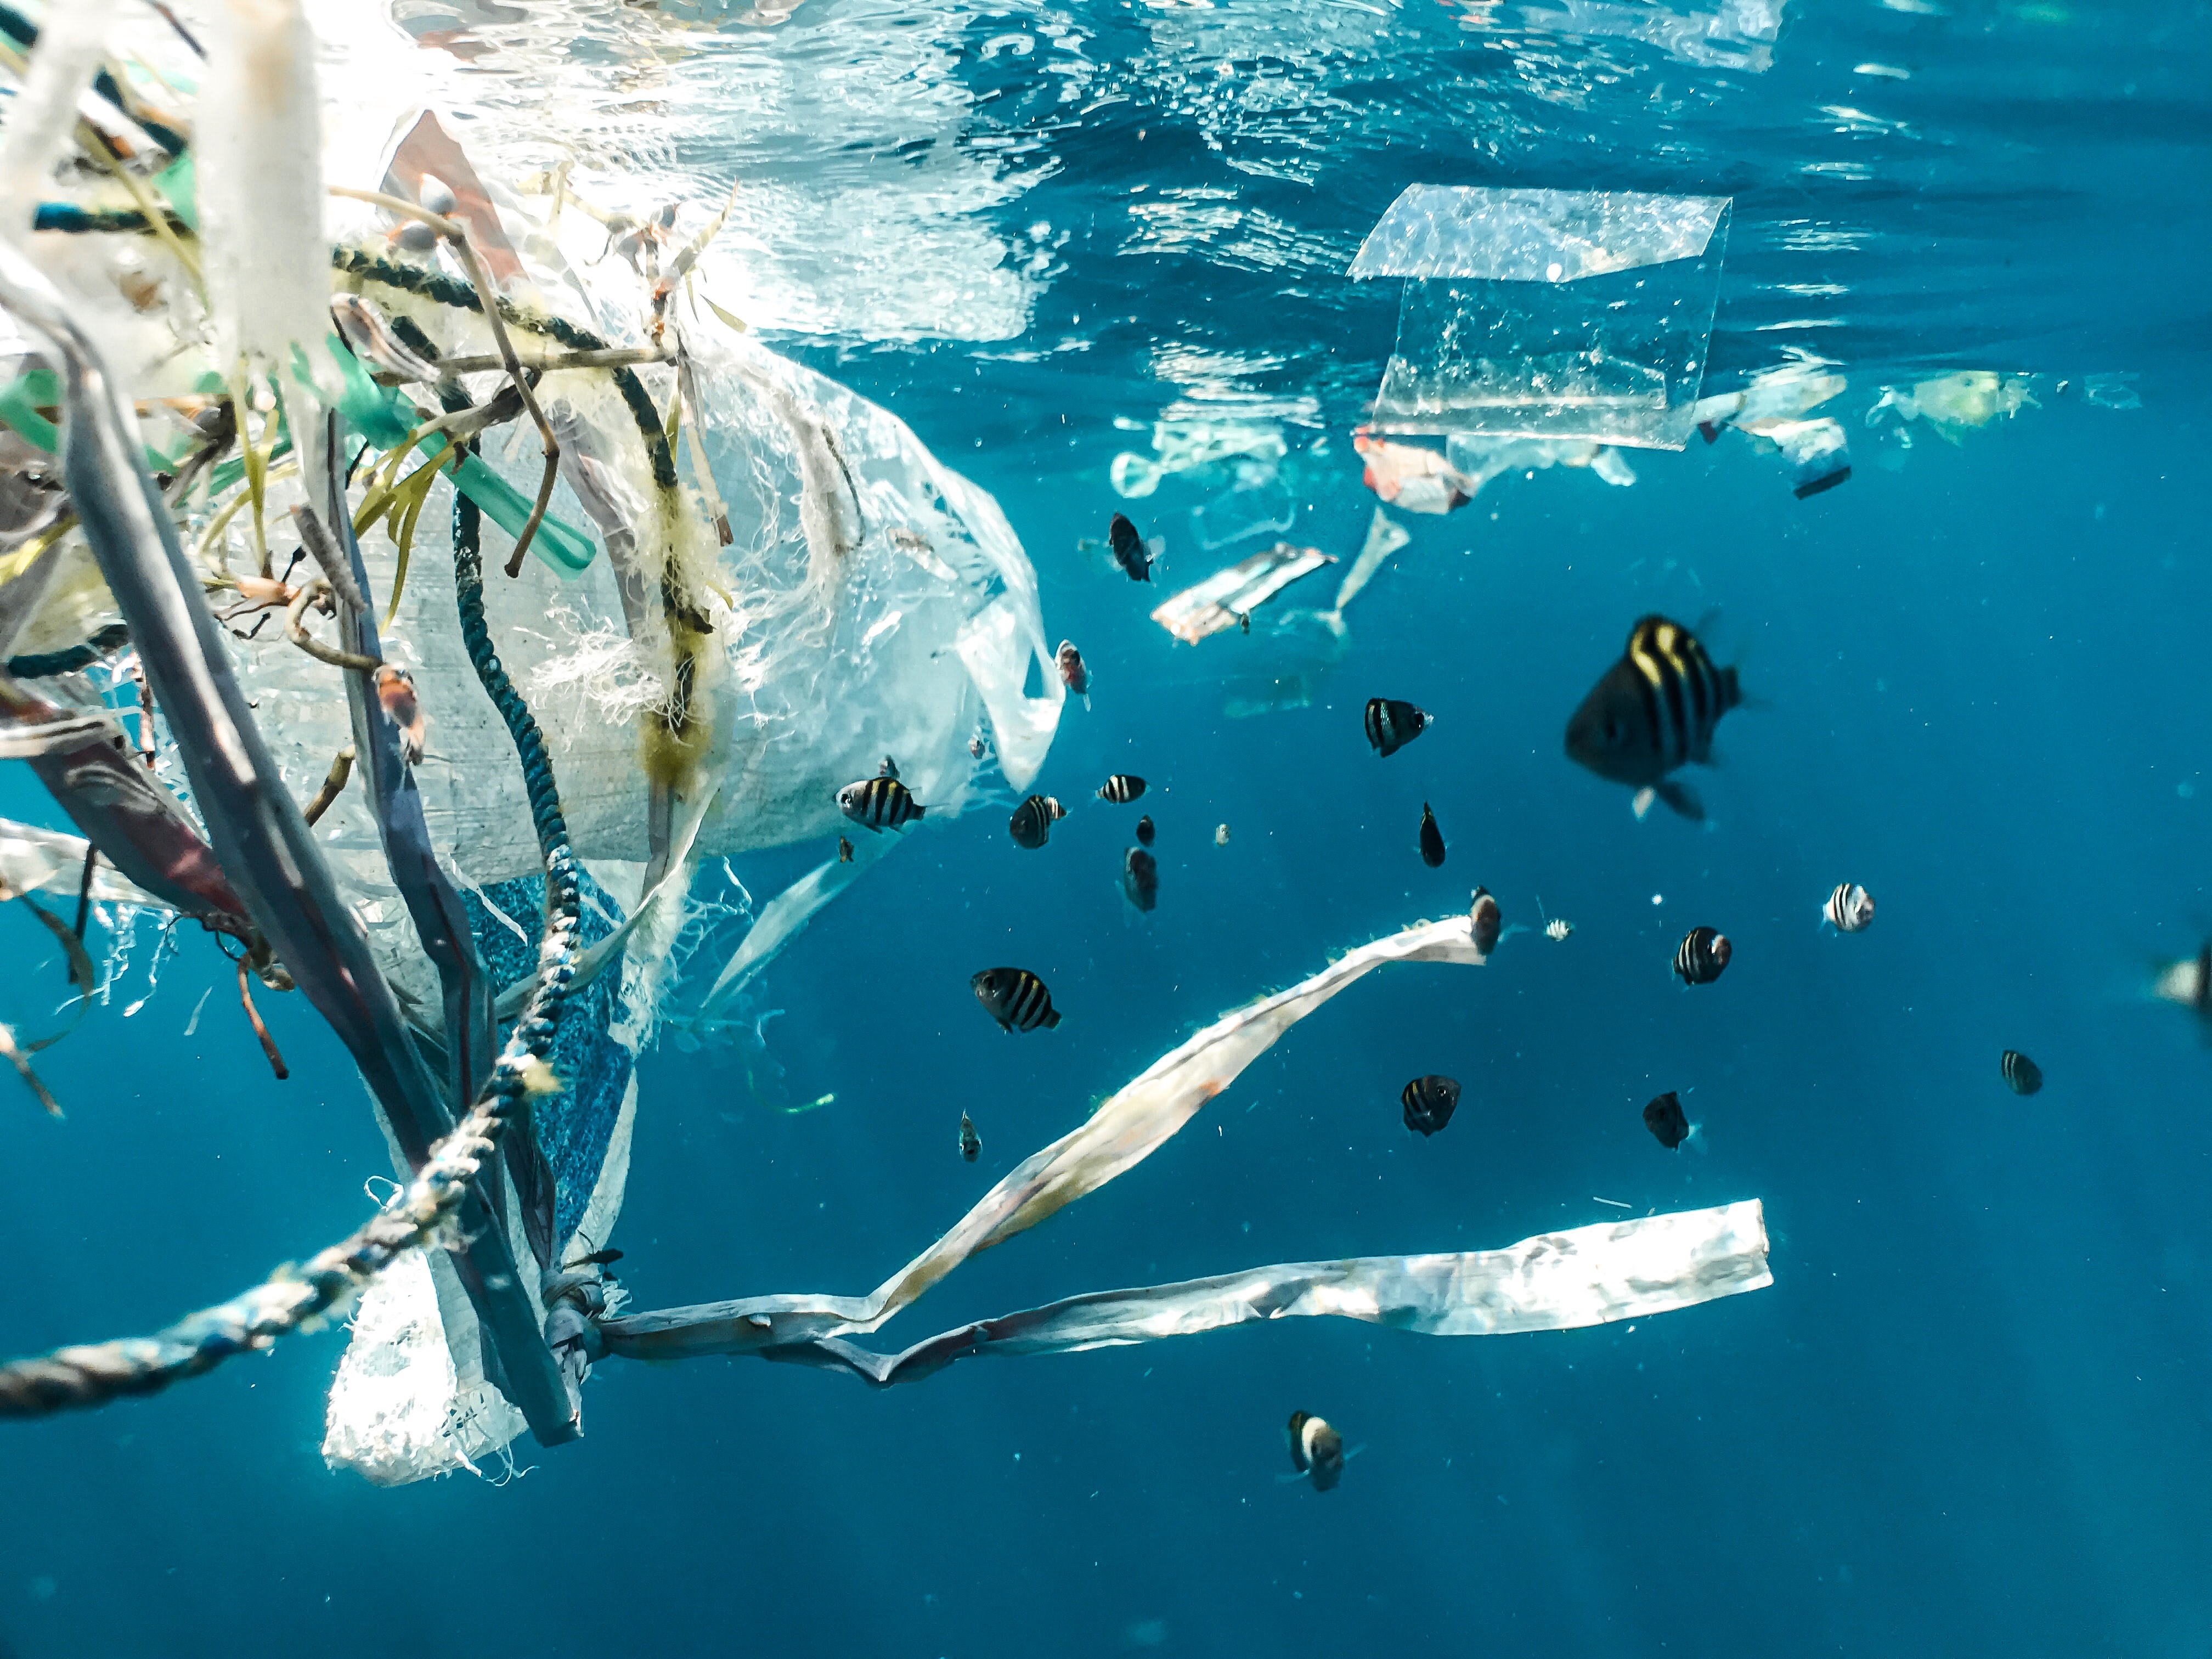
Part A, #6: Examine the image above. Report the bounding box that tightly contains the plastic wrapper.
[1351,186,1730,449]
[1150,542,1335,645]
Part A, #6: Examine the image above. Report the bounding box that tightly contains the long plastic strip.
[622,1201,1772,1386]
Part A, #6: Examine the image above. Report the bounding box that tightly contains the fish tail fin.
[1043,1006,1062,1029]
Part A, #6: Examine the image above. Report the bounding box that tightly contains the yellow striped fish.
[1566,615,1742,821]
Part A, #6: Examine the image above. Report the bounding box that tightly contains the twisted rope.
[0,494,582,1419]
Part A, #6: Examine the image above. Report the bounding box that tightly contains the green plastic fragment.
[153,154,197,232]
[0,369,183,473]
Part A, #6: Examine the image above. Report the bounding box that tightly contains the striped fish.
[972,967,1060,1033]
[1401,1074,1460,1137]
[1418,802,1445,868]
[1135,814,1155,847]
[1364,697,1429,758]
[1674,926,1731,986]
[1824,882,1875,932]
[1098,774,1146,804]
[1008,793,1066,849]
[1565,615,1742,821]
[958,1111,981,1163]
[2000,1049,2042,1096]
[837,772,924,831]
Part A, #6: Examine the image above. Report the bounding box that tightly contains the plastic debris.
[1190,476,1296,550]
[1356,433,1474,514]
[1350,186,1730,449]
[1866,371,2038,443]
[1327,508,1410,620]
[1693,361,1852,495]
[1151,542,1336,644]
[1111,419,1287,499]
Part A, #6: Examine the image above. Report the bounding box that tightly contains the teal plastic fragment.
[1,369,183,473]
[153,153,197,232]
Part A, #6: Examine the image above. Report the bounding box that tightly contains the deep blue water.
[5,1,2212,1655]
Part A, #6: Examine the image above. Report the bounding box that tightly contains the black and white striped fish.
[1008,793,1066,849]
[972,967,1061,1033]
[958,1111,981,1163]
[1674,926,1731,986]
[1418,802,1445,868]
[1401,1074,1460,1137]
[837,772,925,831]
[1364,697,1429,758]
[1098,774,1146,804]
[1135,814,1155,847]
[1823,882,1875,932]
[1565,615,1742,821]
[2000,1049,2042,1096]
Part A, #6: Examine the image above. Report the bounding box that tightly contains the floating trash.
[1349,185,1731,449]
[1150,542,1336,645]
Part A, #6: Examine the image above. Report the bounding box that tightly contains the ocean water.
[3,1,2210,1656]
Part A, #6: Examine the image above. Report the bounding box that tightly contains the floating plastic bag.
[1351,185,1730,449]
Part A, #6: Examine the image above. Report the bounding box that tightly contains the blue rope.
[450,491,581,1102]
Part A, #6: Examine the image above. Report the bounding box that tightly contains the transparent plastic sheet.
[602,916,1773,1374]
[1109,419,1286,499]
[0,816,166,907]
[1352,187,1730,449]
[1189,477,1295,550]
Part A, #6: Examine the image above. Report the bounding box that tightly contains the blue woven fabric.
[460,868,631,1249]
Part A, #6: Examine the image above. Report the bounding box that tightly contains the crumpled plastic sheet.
[742,1201,1771,1388]
[321,1248,528,1486]
[1356,432,1635,516]
[1150,542,1335,645]
[1349,186,1730,283]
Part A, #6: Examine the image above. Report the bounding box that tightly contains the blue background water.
[3,0,2210,1654]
